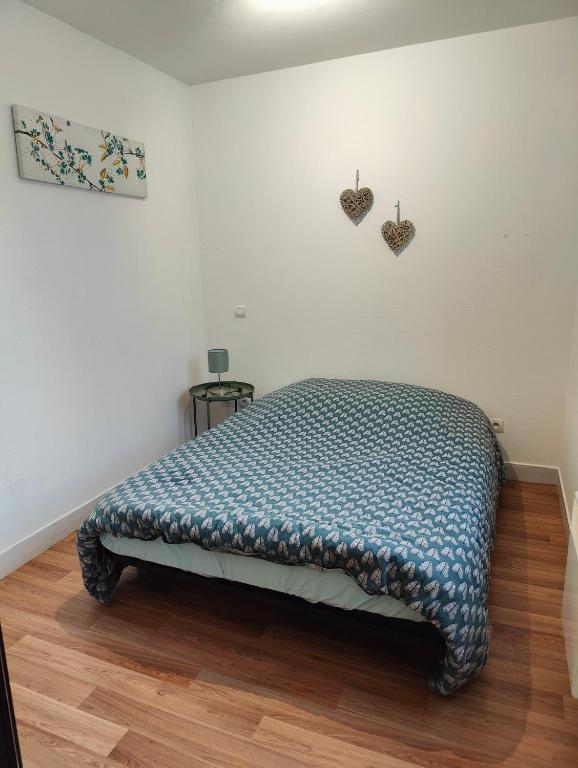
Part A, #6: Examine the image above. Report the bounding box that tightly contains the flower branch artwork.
[12,105,147,198]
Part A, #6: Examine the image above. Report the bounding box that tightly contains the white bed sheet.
[100,533,425,623]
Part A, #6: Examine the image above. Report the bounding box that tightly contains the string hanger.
[355,169,359,193]
[395,199,400,224]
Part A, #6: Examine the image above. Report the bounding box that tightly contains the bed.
[77,378,504,695]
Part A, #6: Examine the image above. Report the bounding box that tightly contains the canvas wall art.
[12,105,147,198]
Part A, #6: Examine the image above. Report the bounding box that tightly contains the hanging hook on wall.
[395,199,400,224]
[355,169,359,193]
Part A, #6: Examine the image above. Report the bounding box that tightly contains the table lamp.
[208,348,229,395]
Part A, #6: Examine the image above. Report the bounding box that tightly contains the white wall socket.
[234,305,246,318]
[491,418,504,433]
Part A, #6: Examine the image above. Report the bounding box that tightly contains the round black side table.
[188,381,254,437]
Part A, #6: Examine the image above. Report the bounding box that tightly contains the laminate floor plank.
[17,723,126,768]
[10,634,261,737]
[11,683,127,756]
[6,650,95,707]
[80,687,310,768]
[110,730,216,768]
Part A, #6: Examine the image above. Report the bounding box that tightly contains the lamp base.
[206,374,240,398]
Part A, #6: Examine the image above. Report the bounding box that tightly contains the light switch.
[234,305,246,318]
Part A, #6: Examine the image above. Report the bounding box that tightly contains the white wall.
[190,17,578,468]
[0,0,206,562]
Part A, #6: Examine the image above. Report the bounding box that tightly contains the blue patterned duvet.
[77,379,504,694]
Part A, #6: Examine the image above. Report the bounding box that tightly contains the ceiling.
[24,0,578,85]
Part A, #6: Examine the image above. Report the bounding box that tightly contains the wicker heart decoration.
[340,187,373,223]
[381,219,415,253]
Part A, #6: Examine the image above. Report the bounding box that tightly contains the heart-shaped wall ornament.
[381,219,415,253]
[340,186,373,223]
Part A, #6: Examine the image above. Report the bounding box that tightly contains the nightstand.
[188,381,254,437]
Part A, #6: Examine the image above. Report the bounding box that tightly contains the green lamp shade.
[208,348,229,375]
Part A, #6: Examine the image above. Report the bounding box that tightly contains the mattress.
[100,532,425,622]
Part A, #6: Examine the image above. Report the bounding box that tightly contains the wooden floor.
[0,480,576,768]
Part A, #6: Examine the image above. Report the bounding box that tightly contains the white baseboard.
[0,452,162,579]
[505,462,570,542]
[504,462,559,484]
[0,491,105,579]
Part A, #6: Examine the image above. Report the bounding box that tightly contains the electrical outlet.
[491,418,504,434]
[234,305,246,318]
